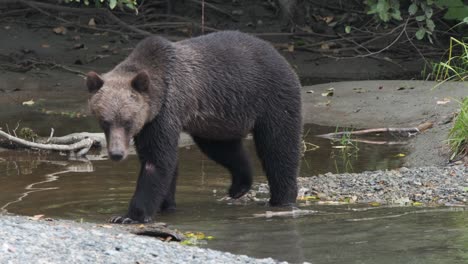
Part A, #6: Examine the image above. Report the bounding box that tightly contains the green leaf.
[109,0,117,9]
[425,7,434,18]
[464,17,468,23]
[421,1,427,11]
[376,0,388,13]
[408,3,418,15]
[391,9,402,20]
[345,25,351,34]
[416,27,426,40]
[426,18,436,31]
[379,11,390,22]
[416,15,426,21]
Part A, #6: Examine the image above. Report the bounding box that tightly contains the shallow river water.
[1,115,467,263]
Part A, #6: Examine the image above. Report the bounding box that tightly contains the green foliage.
[330,128,359,173]
[366,0,402,22]
[411,0,436,41]
[432,37,468,81]
[448,98,468,160]
[431,37,468,161]
[18,127,38,141]
[63,0,138,10]
[364,0,468,42]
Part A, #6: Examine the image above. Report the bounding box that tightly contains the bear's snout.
[107,127,129,161]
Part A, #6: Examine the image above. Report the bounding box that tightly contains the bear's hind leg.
[192,136,252,199]
[253,117,301,206]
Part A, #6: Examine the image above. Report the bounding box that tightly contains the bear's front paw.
[229,184,251,199]
[108,215,152,224]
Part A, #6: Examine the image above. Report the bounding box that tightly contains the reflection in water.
[0,162,94,213]
[1,124,466,263]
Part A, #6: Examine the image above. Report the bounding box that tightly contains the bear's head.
[86,70,151,161]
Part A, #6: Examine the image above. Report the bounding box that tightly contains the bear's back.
[175,31,300,94]
[172,31,301,139]
[178,31,285,70]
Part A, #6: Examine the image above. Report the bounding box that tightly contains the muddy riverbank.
[301,80,467,167]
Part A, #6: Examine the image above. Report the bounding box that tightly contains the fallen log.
[317,122,433,139]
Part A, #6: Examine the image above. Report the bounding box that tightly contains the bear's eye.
[123,120,132,131]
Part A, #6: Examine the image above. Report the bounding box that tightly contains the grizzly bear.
[86,31,302,224]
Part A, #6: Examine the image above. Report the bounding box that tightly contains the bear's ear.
[131,70,150,93]
[86,71,104,93]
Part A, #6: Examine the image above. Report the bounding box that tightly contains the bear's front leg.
[110,161,175,224]
[110,121,180,224]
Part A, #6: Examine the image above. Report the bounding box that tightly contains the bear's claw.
[109,215,153,224]
[109,216,139,224]
[229,184,251,199]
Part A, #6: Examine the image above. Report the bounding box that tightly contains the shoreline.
[0,214,283,264]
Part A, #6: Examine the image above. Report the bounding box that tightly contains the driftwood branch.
[317,122,433,139]
[338,138,410,145]
[0,129,94,156]
[0,128,195,157]
[44,132,106,146]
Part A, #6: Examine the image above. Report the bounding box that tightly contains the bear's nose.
[109,150,124,161]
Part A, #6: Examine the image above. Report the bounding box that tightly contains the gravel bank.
[297,165,467,206]
[0,215,282,264]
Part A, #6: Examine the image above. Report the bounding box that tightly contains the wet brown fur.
[87,31,302,223]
